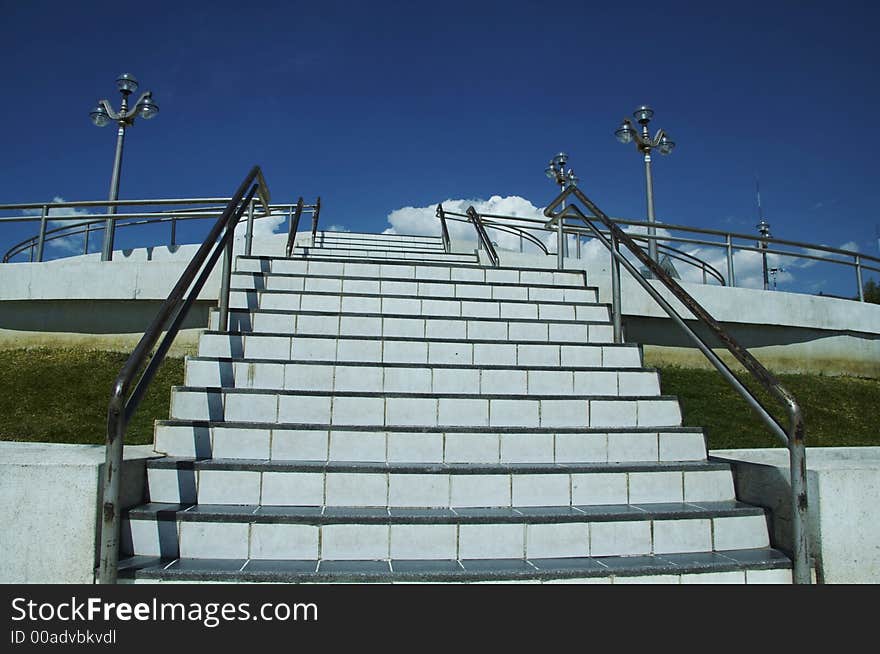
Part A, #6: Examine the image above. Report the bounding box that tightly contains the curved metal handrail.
[97,165,271,584]
[545,185,810,584]
[286,197,305,257]
[465,206,499,266]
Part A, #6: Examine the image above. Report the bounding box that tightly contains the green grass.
[657,365,880,449]
[0,348,184,445]
[0,348,877,450]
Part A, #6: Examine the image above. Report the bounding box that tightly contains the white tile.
[212,427,270,459]
[589,400,637,428]
[305,277,342,293]
[589,521,651,557]
[474,343,516,365]
[560,345,601,367]
[332,396,385,426]
[539,399,588,428]
[450,474,509,507]
[387,432,444,463]
[745,569,792,584]
[527,523,589,558]
[154,425,211,458]
[571,473,627,505]
[574,371,618,395]
[466,319,508,340]
[432,368,479,394]
[339,315,382,337]
[271,429,328,461]
[652,518,712,554]
[444,433,499,463]
[659,432,707,461]
[233,362,285,389]
[683,470,736,502]
[179,522,248,558]
[500,433,554,463]
[388,474,449,507]
[198,470,261,504]
[555,434,607,463]
[481,369,527,395]
[518,344,560,366]
[382,297,421,315]
[637,400,682,427]
[337,339,382,363]
[224,392,277,422]
[459,524,523,558]
[383,340,428,364]
[325,473,388,506]
[576,306,610,322]
[415,266,451,281]
[380,264,416,279]
[427,341,472,365]
[261,472,324,505]
[243,335,291,360]
[382,366,430,393]
[333,365,383,392]
[681,571,746,584]
[147,468,195,503]
[455,284,491,299]
[550,323,589,343]
[321,524,388,559]
[277,395,332,424]
[601,346,641,367]
[344,262,381,278]
[382,280,418,296]
[607,433,659,462]
[342,279,380,294]
[300,294,341,313]
[438,399,488,427]
[538,304,575,321]
[529,287,564,302]
[422,299,461,316]
[247,311,292,335]
[295,314,340,335]
[386,397,437,426]
[450,268,484,282]
[329,431,386,461]
[492,286,528,301]
[308,261,346,276]
[512,474,570,506]
[613,574,679,584]
[261,294,301,311]
[628,471,683,504]
[123,518,175,557]
[419,282,455,297]
[520,270,554,285]
[282,364,331,392]
[268,277,304,292]
[617,371,660,396]
[712,515,770,550]
[171,390,222,421]
[391,524,457,559]
[490,399,539,427]
[508,322,548,342]
[250,524,319,559]
[462,300,499,319]
[425,319,467,339]
[290,337,336,361]
[528,370,573,395]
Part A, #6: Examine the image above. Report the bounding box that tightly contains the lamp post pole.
[757,220,771,291]
[614,106,675,264]
[545,152,579,268]
[90,74,160,261]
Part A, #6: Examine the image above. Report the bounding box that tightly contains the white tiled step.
[315,232,443,247]
[122,511,769,560]
[168,388,683,428]
[235,257,588,287]
[226,291,611,322]
[210,311,616,343]
[292,247,476,263]
[313,237,446,252]
[197,334,644,367]
[153,423,708,463]
[230,273,599,303]
[184,358,661,396]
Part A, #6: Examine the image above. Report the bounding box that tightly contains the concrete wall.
[0,443,157,583]
[711,447,880,584]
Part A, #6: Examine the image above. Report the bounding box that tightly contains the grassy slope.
[0,348,877,449]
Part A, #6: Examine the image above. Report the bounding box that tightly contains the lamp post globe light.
[89,73,159,261]
[545,152,578,260]
[614,106,675,263]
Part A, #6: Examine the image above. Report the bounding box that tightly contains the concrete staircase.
[118,231,793,583]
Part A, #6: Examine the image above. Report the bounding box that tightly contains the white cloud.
[326,224,350,232]
[18,197,100,255]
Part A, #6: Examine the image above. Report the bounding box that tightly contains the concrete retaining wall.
[711,447,880,584]
[0,443,157,583]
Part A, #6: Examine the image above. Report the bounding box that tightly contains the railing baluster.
[726,233,735,287]
[856,255,864,301]
[245,197,255,256]
[611,231,622,343]
[36,205,48,262]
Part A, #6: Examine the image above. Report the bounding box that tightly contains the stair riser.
[198,335,643,367]
[314,232,443,245]
[293,248,475,263]
[311,241,447,253]
[146,468,734,507]
[226,292,610,322]
[122,514,769,560]
[184,360,660,396]
[236,258,587,287]
[211,313,616,343]
[169,390,683,429]
[230,274,599,303]
[154,425,708,463]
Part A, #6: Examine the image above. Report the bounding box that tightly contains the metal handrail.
[544,185,810,584]
[310,196,322,246]
[466,206,499,266]
[436,204,451,253]
[286,197,305,257]
[97,165,271,584]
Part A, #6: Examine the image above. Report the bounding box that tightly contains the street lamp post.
[90,73,159,261]
[757,219,772,291]
[614,106,675,263]
[545,152,579,266]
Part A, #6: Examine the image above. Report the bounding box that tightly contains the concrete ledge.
[0,442,159,583]
[710,447,880,583]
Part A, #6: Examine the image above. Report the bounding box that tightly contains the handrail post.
[726,233,735,287]
[170,216,177,247]
[702,264,707,284]
[36,205,48,262]
[856,255,864,301]
[611,231,623,343]
[219,227,234,332]
[244,197,255,256]
[97,406,124,584]
[437,204,451,254]
[311,197,321,246]
[556,215,564,270]
[84,224,90,255]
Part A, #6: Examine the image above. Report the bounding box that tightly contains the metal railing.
[435,205,879,300]
[544,184,810,584]
[96,166,271,584]
[436,204,451,253]
[466,206,499,267]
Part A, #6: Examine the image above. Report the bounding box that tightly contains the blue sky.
[1,0,878,296]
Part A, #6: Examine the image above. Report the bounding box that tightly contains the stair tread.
[118,548,791,582]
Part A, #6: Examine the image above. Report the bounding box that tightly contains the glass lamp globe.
[116,73,139,94]
[90,104,110,127]
[138,96,159,120]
